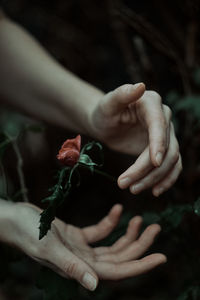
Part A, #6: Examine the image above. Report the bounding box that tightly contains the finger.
[129,131,180,194]
[82,204,123,244]
[96,224,161,263]
[149,104,172,167]
[138,92,171,167]
[46,243,98,291]
[152,154,182,197]
[95,253,167,280]
[118,147,153,189]
[102,83,145,116]
[94,216,143,255]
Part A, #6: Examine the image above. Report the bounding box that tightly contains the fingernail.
[134,82,143,89]
[119,177,132,189]
[155,152,163,166]
[82,272,97,291]
[130,183,144,194]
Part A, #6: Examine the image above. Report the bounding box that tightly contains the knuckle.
[147,90,162,102]
[63,262,78,278]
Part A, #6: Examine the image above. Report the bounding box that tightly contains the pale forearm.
[0,16,104,134]
[0,199,16,244]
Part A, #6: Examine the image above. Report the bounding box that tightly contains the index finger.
[138,91,171,167]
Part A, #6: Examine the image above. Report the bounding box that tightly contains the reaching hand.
[90,83,182,196]
[12,203,166,291]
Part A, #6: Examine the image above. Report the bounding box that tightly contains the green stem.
[93,168,117,183]
[79,163,116,183]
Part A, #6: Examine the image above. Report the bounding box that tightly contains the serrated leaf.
[39,205,56,240]
[39,168,68,239]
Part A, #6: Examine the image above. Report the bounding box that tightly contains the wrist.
[56,71,104,136]
[0,199,18,245]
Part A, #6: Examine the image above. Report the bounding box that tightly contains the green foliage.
[39,140,111,240]
[39,167,70,239]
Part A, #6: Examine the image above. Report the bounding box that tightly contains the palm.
[54,204,166,280]
[91,86,150,156]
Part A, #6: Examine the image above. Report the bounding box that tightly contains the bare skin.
[0,201,166,291]
[0,10,179,291]
[90,84,182,196]
[0,15,182,196]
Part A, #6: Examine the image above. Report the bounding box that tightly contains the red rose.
[57,135,81,166]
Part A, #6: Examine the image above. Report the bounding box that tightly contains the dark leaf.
[39,205,56,240]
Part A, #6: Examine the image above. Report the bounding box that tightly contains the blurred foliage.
[0,0,200,299]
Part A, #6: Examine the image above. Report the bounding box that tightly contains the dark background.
[0,0,200,299]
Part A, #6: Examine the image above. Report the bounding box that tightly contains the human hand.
[90,83,182,196]
[11,203,166,291]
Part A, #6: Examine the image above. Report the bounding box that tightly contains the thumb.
[103,83,145,115]
[49,244,98,291]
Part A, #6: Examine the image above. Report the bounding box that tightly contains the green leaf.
[81,141,104,167]
[79,153,97,166]
[39,205,56,240]
[39,168,68,239]
[194,197,200,216]
[78,153,97,173]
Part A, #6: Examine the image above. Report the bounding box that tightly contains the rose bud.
[57,135,81,166]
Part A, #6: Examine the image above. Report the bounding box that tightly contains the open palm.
[14,203,166,291]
